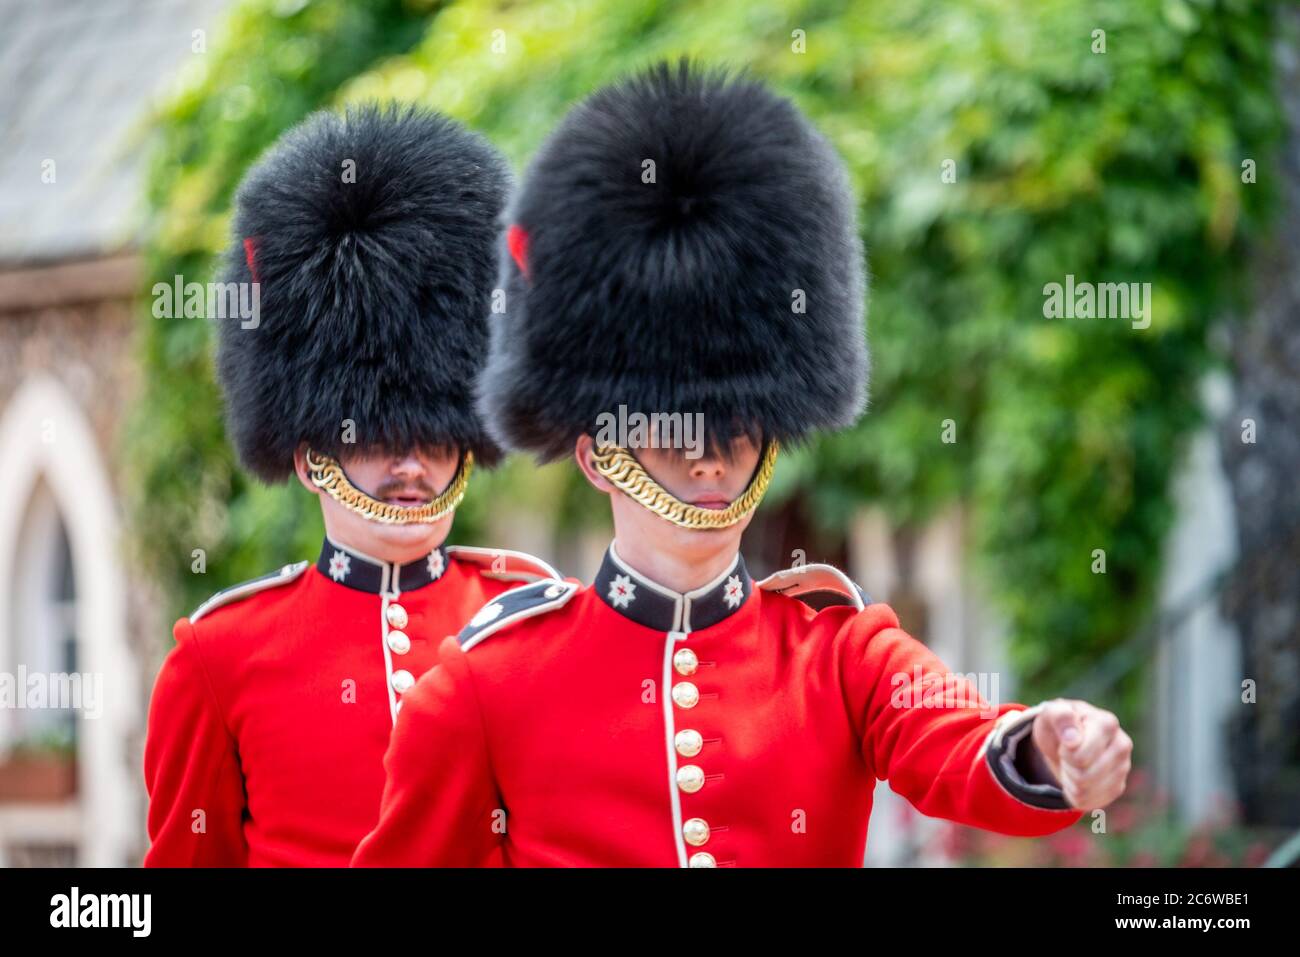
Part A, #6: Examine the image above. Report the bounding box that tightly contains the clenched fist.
[1029,698,1133,810]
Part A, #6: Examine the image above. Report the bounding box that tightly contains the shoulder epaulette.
[446,545,561,583]
[457,578,579,651]
[756,563,868,611]
[189,561,310,623]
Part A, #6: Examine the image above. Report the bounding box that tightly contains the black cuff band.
[984,707,1074,811]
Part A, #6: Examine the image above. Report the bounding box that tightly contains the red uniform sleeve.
[142,620,249,867]
[351,636,503,867]
[839,605,1085,836]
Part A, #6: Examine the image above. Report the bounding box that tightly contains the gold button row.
[675,645,716,863]
[389,603,413,706]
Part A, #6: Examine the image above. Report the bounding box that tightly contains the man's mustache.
[372,478,438,500]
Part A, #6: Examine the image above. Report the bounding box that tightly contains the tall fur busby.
[216,102,511,482]
[478,61,868,462]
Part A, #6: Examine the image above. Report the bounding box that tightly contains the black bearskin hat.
[478,61,868,462]
[216,102,510,482]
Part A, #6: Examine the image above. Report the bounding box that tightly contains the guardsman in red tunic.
[143,104,559,866]
[353,63,1133,868]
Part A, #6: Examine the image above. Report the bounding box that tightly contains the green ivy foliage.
[128,0,1282,715]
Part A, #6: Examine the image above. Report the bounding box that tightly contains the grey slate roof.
[0,0,230,265]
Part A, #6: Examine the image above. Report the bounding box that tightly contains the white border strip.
[756,563,865,611]
[190,562,307,622]
[446,545,561,582]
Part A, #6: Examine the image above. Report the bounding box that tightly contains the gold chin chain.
[305,448,473,525]
[590,440,779,530]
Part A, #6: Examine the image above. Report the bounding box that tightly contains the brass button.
[387,630,411,655]
[675,729,703,758]
[688,852,716,868]
[385,603,409,629]
[676,764,705,794]
[682,818,710,847]
[673,648,698,676]
[671,682,699,709]
[391,669,414,694]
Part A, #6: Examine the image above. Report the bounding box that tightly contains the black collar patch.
[316,537,449,595]
[593,543,752,633]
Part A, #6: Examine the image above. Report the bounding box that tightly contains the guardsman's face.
[294,444,461,564]
[576,430,763,558]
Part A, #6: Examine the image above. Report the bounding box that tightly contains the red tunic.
[353,545,1084,867]
[143,539,558,867]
